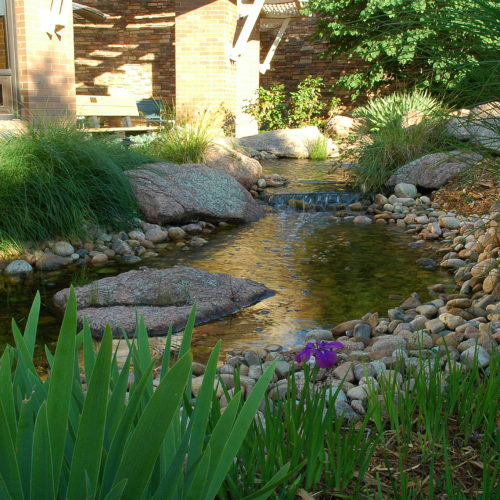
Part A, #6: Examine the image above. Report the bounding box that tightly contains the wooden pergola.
[231,0,309,73]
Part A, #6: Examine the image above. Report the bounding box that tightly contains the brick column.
[15,0,76,120]
[175,0,237,118]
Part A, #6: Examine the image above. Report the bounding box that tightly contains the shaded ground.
[431,158,500,215]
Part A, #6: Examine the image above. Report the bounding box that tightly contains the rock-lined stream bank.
[0,160,453,365]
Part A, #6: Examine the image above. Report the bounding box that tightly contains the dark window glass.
[0,83,3,105]
[0,0,8,70]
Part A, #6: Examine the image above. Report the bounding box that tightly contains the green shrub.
[352,90,446,133]
[0,121,147,252]
[289,76,326,128]
[306,0,500,105]
[308,134,329,160]
[243,84,288,131]
[0,291,281,499]
[244,77,329,131]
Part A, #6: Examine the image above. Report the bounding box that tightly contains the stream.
[0,159,451,363]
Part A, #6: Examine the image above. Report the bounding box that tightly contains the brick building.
[0,0,75,131]
[1,1,351,136]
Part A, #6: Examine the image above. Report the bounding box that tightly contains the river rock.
[203,140,262,189]
[439,313,466,330]
[168,227,186,240]
[126,162,264,225]
[394,183,418,199]
[36,255,73,271]
[386,151,483,189]
[144,227,169,243]
[5,260,33,277]
[53,266,274,337]
[332,320,365,336]
[305,329,334,342]
[353,215,372,224]
[439,216,461,230]
[238,126,326,159]
[53,241,75,257]
[460,345,490,368]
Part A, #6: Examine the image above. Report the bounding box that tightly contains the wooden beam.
[293,0,302,12]
[259,18,290,74]
[230,0,266,61]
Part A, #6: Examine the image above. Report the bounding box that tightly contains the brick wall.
[14,0,76,119]
[260,17,364,108]
[175,0,237,114]
[74,1,175,101]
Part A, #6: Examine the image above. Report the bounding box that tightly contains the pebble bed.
[2,180,499,425]
[188,182,499,422]
[1,220,217,278]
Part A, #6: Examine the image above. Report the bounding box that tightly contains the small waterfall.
[266,191,362,210]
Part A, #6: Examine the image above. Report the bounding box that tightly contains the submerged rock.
[5,260,33,277]
[126,162,264,225]
[53,266,274,337]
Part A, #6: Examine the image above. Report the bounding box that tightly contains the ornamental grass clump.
[0,291,283,499]
[348,90,456,191]
[0,121,147,251]
[307,135,329,161]
[139,108,213,164]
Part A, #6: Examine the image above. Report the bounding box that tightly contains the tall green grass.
[221,347,499,498]
[348,91,456,191]
[0,121,148,251]
[308,135,329,160]
[0,291,283,499]
[138,108,214,164]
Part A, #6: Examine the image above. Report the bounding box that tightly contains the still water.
[0,160,451,362]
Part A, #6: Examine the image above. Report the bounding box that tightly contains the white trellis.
[231,0,309,72]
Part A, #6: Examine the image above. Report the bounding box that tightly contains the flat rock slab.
[53,266,274,337]
[126,162,264,225]
[238,126,323,158]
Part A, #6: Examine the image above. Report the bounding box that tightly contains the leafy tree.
[305,0,500,104]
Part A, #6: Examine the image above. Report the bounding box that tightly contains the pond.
[0,159,451,363]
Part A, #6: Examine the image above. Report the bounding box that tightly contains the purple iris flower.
[295,340,344,369]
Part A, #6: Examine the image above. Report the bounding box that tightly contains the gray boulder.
[203,139,262,189]
[386,151,483,189]
[447,102,500,154]
[126,163,264,225]
[53,266,274,337]
[238,126,326,158]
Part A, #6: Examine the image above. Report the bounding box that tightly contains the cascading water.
[266,191,362,210]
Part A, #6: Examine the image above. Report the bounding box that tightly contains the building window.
[0,0,16,117]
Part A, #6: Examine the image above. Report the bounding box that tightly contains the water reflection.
[0,160,451,363]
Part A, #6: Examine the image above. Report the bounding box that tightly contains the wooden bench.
[76,95,160,134]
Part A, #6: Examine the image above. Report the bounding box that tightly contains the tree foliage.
[305,0,500,104]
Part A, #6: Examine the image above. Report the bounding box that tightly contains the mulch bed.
[431,158,500,215]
